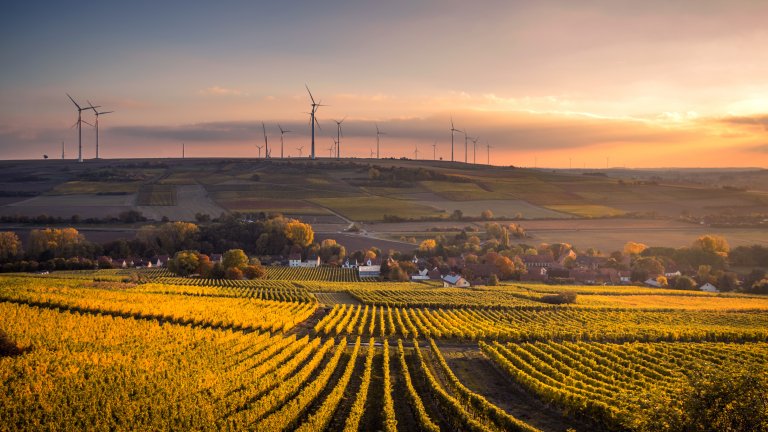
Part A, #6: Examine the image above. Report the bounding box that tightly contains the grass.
[420,181,509,200]
[544,204,625,217]
[309,196,444,221]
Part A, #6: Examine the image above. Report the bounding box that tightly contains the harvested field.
[136,184,226,221]
[423,198,570,218]
[136,184,177,206]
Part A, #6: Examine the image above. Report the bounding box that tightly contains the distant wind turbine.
[278,124,291,158]
[462,130,470,163]
[296,146,304,157]
[333,117,345,160]
[88,100,113,159]
[414,143,419,160]
[486,142,492,165]
[66,94,99,163]
[450,116,462,163]
[256,143,264,158]
[375,123,385,159]
[261,122,269,158]
[370,148,375,158]
[61,141,65,160]
[470,136,479,164]
[305,85,325,160]
[328,139,336,158]
[432,140,437,160]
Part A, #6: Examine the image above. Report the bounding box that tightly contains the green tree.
[675,275,697,290]
[168,250,201,276]
[222,249,249,271]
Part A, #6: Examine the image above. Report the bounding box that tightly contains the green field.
[310,196,445,221]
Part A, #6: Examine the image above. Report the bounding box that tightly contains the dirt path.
[440,346,604,432]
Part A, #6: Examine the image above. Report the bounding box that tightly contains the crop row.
[314,303,768,342]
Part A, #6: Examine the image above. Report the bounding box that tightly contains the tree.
[244,264,266,279]
[225,267,244,280]
[480,209,494,220]
[623,241,648,256]
[631,256,664,281]
[675,275,697,290]
[284,220,314,248]
[418,239,437,254]
[168,250,201,276]
[0,232,22,262]
[28,228,87,259]
[487,274,499,286]
[222,249,249,271]
[692,234,730,256]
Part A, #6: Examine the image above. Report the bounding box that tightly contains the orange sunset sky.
[1,1,766,167]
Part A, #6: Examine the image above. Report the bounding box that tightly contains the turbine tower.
[256,144,263,158]
[432,140,437,160]
[61,141,65,160]
[450,116,463,163]
[486,142,492,165]
[414,143,419,160]
[470,136,479,164]
[88,100,113,159]
[462,130,470,163]
[296,146,304,157]
[305,85,325,160]
[328,139,336,158]
[278,124,291,158]
[66,94,98,163]
[370,148,375,158]
[333,117,345,160]
[375,123,385,159]
[261,122,269,158]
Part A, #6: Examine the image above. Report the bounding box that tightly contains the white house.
[411,268,430,281]
[644,278,662,288]
[358,258,381,278]
[443,274,470,288]
[288,253,302,267]
[342,258,358,269]
[301,255,321,268]
[699,282,719,293]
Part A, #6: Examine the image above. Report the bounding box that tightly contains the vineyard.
[265,266,369,282]
[2,272,768,431]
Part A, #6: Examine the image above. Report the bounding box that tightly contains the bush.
[487,274,499,286]
[243,264,266,279]
[225,267,244,280]
[541,292,578,304]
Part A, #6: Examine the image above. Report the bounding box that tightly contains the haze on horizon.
[1,0,767,168]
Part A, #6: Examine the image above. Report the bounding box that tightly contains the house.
[342,258,358,269]
[210,253,223,264]
[520,254,555,269]
[427,267,443,280]
[664,270,682,278]
[302,255,321,268]
[618,271,632,284]
[155,255,170,267]
[442,274,470,288]
[288,253,302,267]
[358,258,382,278]
[410,267,430,281]
[521,266,548,282]
[699,282,719,293]
[644,278,662,288]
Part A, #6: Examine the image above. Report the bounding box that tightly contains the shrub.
[541,292,578,304]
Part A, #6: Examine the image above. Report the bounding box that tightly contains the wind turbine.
[296,146,304,157]
[375,123,385,159]
[61,141,65,160]
[328,139,336,158]
[414,143,419,160]
[88,100,113,159]
[486,142,492,165]
[256,143,264,158]
[305,85,325,160]
[333,117,345,160]
[450,116,462,163]
[278,124,291,158]
[470,136,479,164]
[432,140,437,160]
[67,94,99,163]
[261,122,270,158]
[370,148,375,158]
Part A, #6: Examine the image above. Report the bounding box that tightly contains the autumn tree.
[480,209,494,220]
[284,219,314,248]
[692,234,730,256]
[0,232,22,262]
[418,239,437,254]
[168,250,201,276]
[28,228,87,259]
[623,241,648,256]
[319,239,346,264]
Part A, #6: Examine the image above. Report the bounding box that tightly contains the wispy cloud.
[199,86,248,97]
[719,114,768,131]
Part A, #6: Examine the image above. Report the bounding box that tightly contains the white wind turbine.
[66,94,98,163]
[305,85,325,160]
[278,124,291,158]
[375,123,385,159]
[88,100,113,160]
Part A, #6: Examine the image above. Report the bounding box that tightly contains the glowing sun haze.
[1,0,767,167]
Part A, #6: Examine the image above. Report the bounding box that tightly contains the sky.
[1,0,767,168]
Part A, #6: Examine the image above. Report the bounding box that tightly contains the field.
[3,271,768,431]
[136,184,177,206]
[310,196,445,221]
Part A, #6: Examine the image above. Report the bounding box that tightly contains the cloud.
[719,114,768,131]
[750,144,768,153]
[199,86,248,97]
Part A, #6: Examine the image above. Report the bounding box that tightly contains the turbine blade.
[305,84,316,104]
[66,93,81,109]
[98,111,114,115]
